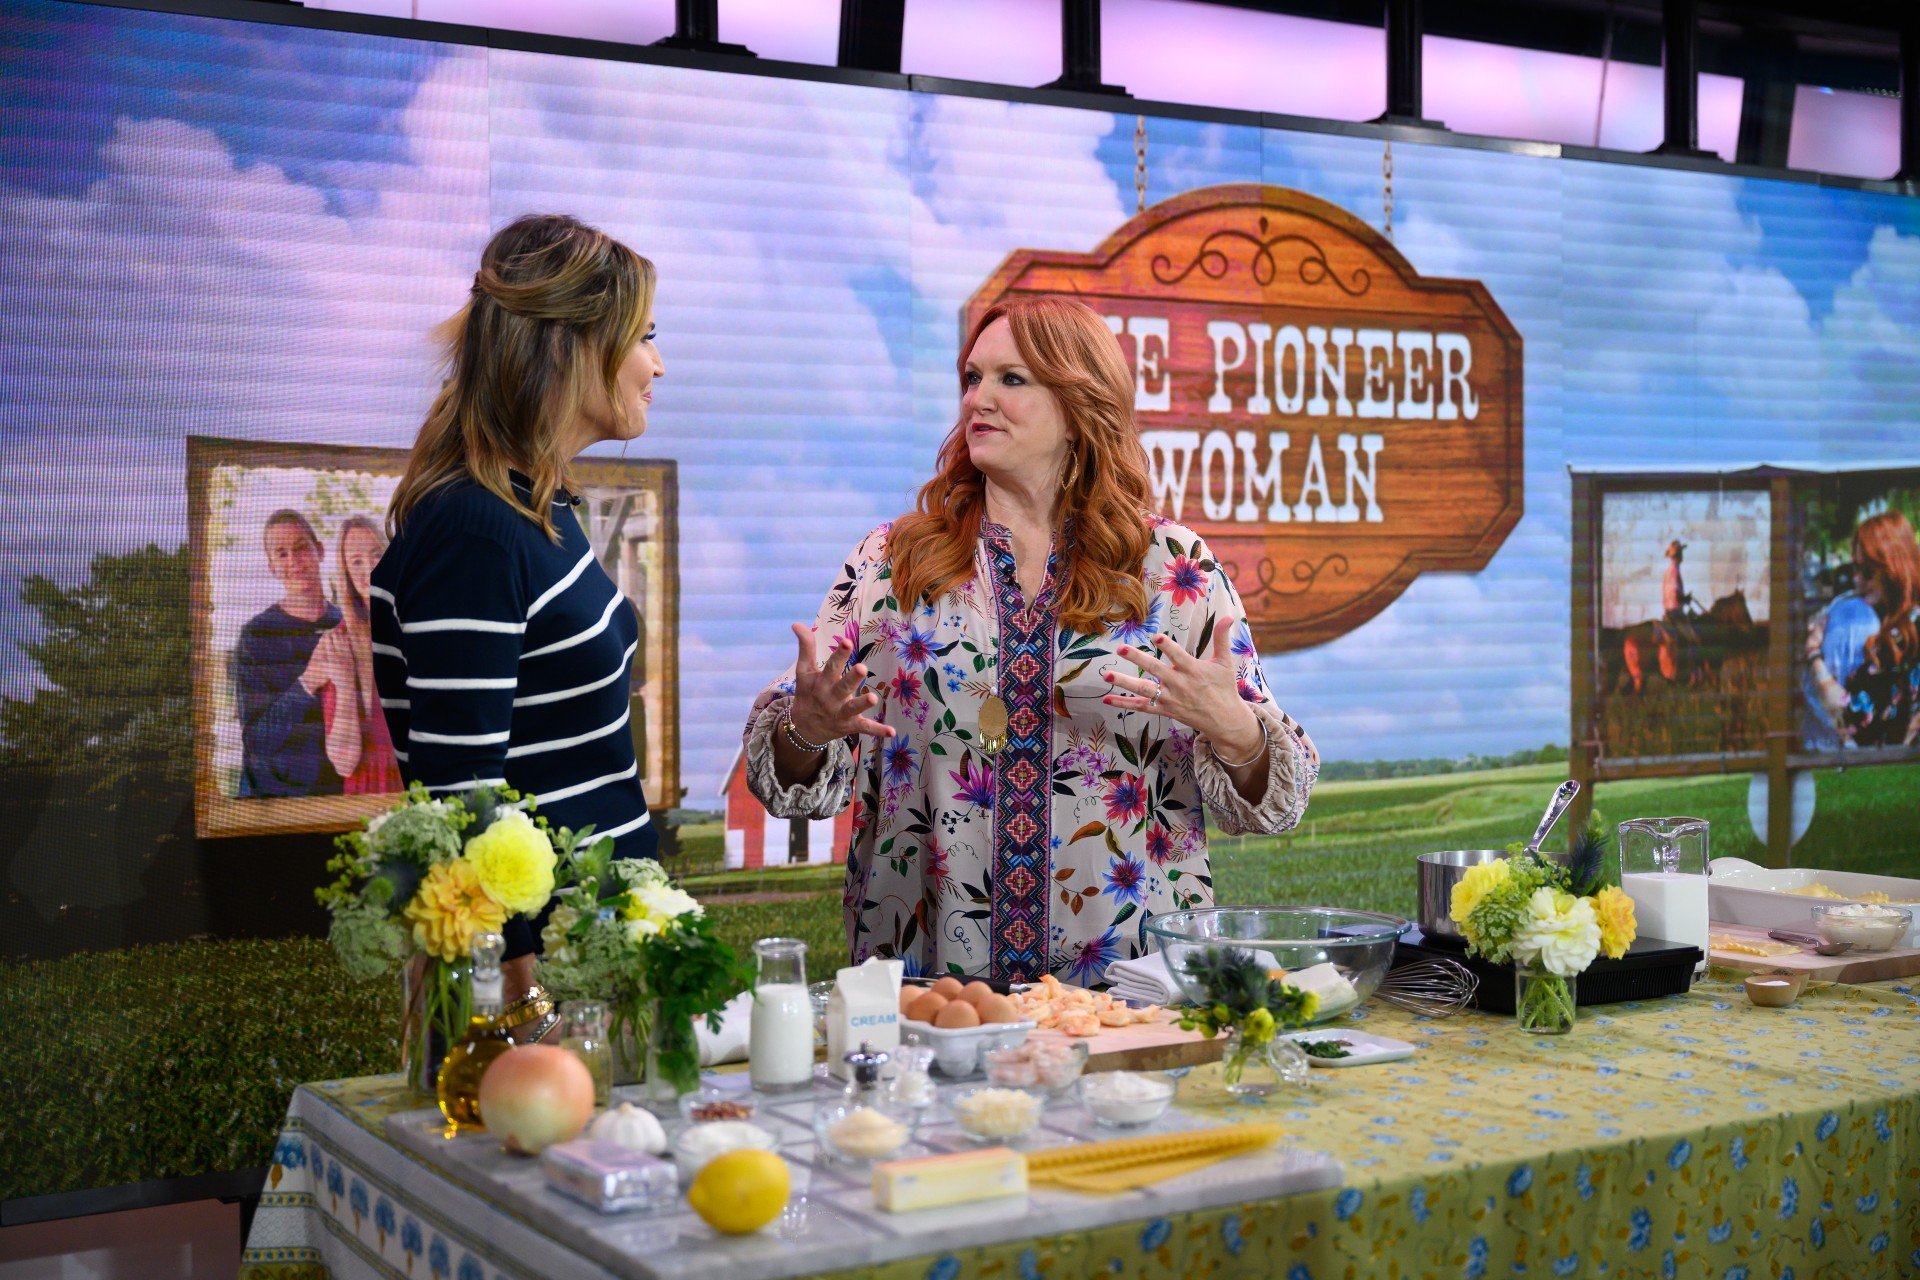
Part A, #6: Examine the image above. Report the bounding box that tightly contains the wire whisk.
[1375,958,1478,1016]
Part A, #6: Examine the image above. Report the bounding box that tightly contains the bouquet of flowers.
[1450,818,1638,1034]
[318,785,564,1087]
[538,836,750,1097]
[1174,947,1321,1094]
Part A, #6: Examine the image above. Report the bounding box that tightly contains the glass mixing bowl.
[1142,906,1408,1025]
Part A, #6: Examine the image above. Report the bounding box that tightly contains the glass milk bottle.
[749,938,814,1093]
[1618,816,1711,978]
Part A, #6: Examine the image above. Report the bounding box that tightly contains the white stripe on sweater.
[504,705,630,759]
[513,642,636,707]
[424,777,507,793]
[597,809,653,840]
[527,552,594,620]
[535,762,639,806]
[401,617,527,635]
[410,727,513,746]
[521,593,622,660]
[407,675,518,690]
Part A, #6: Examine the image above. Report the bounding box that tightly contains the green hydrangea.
[368,804,464,866]
[1464,853,1563,964]
[327,897,411,982]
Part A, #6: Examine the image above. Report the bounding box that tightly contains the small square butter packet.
[542,1138,679,1213]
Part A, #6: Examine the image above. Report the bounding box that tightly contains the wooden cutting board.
[1707,922,1920,984]
[1030,1019,1223,1072]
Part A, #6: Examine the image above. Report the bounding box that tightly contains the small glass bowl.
[1810,902,1913,953]
[1076,1070,1176,1128]
[671,1120,779,1181]
[812,1102,914,1165]
[677,1084,758,1126]
[983,1040,1087,1096]
[946,1085,1044,1144]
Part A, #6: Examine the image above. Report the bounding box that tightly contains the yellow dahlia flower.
[463,809,557,915]
[1450,858,1513,924]
[1592,885,1637,960]
[405,859,506,962]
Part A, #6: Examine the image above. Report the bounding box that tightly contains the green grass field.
[4,761,1913,1201]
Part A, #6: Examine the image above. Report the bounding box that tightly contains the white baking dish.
[1708,857,1920,949]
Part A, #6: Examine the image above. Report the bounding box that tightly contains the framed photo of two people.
[187,437,680,839]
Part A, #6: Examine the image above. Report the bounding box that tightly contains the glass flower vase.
[400,957,471,1096]
[1220,1026,1311,1098]
[1514,961,1577,1034]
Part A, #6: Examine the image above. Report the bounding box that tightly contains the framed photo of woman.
[187,437,678,837]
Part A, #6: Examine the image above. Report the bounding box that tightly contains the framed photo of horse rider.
[1575,475,1776,771]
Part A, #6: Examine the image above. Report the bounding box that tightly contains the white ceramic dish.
[898,1017,1035,1077]
[1707,858,1920,949]
[1282,1028,1416,1068]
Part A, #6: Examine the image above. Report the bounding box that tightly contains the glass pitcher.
[1617,816,1710,976]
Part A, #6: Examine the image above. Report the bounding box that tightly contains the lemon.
[687,1149,790,1235]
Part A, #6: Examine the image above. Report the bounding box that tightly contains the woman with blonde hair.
[744,295,1317,982]
[1807,509,1920,747]
[316,515,402,792]
[374,213,664,998]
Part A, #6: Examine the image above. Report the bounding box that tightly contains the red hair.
[1855,510,1920,671]
[889,296,1152,633]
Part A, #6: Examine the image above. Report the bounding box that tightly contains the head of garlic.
[586,1102,667,1155]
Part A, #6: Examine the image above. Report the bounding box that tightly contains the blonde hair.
[890,296,1153,633]
[389,214,655,541]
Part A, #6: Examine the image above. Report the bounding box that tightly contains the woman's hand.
[1102,630,1262,759]
[786,622,895,744]
[299,628,346,696]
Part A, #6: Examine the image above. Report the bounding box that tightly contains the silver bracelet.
[782,715,831,754]
[1213,717,1269,769]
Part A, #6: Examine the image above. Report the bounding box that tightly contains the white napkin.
[694,990,755,1066]
[1103,947,1284,1005]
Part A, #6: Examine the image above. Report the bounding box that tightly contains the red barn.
[720,748,854,870]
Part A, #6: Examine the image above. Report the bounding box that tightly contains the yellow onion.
[476,1045,594,1154]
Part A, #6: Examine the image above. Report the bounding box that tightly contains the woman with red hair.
[1806,510,1920,747]
[743,296,1317,982]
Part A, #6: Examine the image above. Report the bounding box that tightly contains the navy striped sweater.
[371,473,656,956]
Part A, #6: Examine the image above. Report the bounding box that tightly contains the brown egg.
[960,981,995,1007]
[930,976,965,999]
[933,999,981,1028]
[899,985,923,1015]
[905,991,949,1023]
[976,993,1020,1024]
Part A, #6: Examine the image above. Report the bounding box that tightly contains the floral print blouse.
[745,516,1318,984]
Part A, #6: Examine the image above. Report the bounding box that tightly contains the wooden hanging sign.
[964,183,1524,653]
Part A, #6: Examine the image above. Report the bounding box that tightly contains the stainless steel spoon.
[1523,780,1582,858]
[1768,929,1852,957]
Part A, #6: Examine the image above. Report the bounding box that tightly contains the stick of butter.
[872,1146,1028,1212]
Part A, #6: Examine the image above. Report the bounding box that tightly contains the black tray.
[1392,927,1703,1015]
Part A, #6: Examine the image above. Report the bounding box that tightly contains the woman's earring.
[1063,450,1081,492]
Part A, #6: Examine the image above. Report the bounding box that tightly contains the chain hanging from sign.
[1134,115,1149,214]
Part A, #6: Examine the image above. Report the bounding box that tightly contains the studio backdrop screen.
[2,0,1916,1202]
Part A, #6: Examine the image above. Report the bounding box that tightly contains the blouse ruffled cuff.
[745,695,857,820]
[1195,702,1318,836]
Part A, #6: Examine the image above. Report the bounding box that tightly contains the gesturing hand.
[787,622,895,744]
[1101,629,1262,758]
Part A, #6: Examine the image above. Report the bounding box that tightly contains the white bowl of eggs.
[899,977,1034,1077]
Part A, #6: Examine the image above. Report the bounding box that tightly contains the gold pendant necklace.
[977,693,1009,758]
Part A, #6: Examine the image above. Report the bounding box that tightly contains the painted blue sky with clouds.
[3,0,1918,797]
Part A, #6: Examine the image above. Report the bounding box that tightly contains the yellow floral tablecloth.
[243,973,1920,1280]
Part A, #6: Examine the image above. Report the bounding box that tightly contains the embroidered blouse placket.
[981,522,1059,983]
